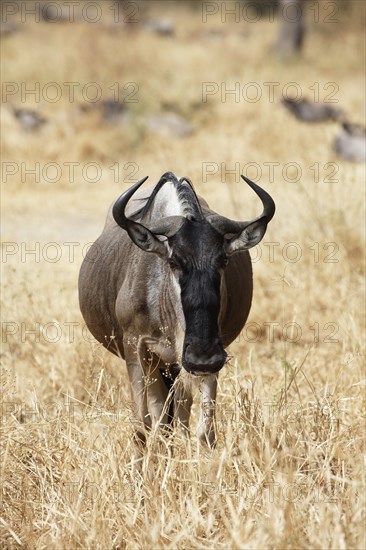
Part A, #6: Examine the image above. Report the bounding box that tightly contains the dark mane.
[176,177,203,220]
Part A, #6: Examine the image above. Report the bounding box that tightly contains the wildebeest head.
[113,172,275,375]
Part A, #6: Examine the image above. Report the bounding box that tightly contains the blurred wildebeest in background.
[333,122,366,162]
[282,97,344,123]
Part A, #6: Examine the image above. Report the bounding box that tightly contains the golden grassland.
[1,1,365,548]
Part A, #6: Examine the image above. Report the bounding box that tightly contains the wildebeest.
[12,107,47,132]
[282,97,343,123]
[333,121,366,163]
[79,99,130,124]
[79,172,275,453]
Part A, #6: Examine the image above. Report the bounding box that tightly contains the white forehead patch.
[157,180,183,217]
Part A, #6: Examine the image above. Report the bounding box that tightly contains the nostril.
[208,351,226,369]
[183,340,226,373]
[184,343,200,364]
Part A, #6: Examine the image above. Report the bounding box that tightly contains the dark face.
[168,219,228,376]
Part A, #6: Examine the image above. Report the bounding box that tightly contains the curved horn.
[113,176,170,256]
[112,176,149,229]
[113,175,186,240]
[207,175,276,236]
[242,175,276,223]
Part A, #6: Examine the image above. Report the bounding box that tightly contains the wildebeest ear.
[126,221,167,257]
[224,217,268,255]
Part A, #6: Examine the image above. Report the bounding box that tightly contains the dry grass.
[1,1,365,548]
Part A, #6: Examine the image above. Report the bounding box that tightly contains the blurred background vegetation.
[1,1,365,548]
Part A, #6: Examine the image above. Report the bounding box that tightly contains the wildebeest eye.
[168,258,180,270]
[220,256,229,269]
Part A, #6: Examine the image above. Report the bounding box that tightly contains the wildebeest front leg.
[174,377,193,434]
[197,374,217,447]
[138,339,172,429]
[123,342,151,464]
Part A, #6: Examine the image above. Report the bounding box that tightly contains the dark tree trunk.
[276,0,305,56]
